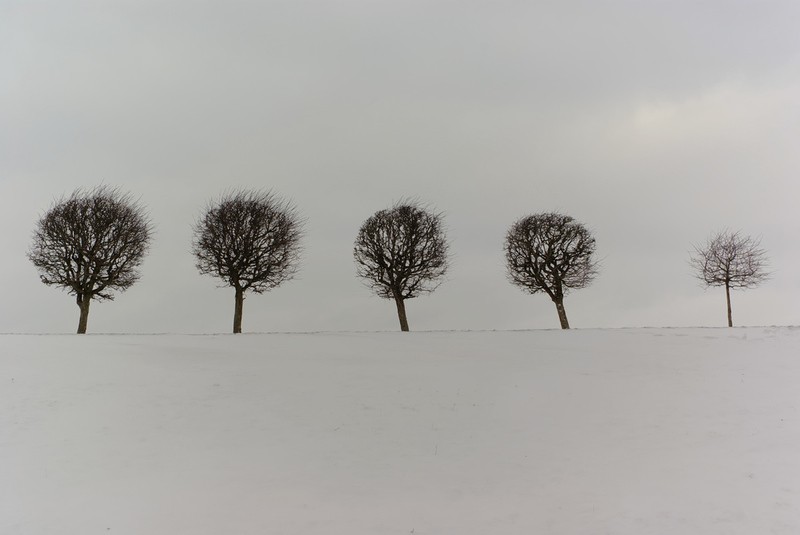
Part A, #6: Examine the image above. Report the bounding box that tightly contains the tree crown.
[690,230,769,289]
[28,186,153,301]
[192,189,303,294]
[504,212,597,300]
[354,201,449,300]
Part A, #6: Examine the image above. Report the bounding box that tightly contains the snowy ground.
[2,328,800,534]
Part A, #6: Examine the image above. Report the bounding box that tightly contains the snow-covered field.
[2,328,800,534]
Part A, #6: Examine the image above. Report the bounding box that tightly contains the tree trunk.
[394,296,410,332]
[725,281,733,327]
[554,298,570,330]
[233,287,244,334]
[76,294,91,334]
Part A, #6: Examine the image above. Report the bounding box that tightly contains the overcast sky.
[2,1,799,334]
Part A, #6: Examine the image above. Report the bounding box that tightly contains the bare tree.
[353,202,449,331]
[504,212,598,329]
[690,230,769,327]
[192,190,303,334]
[28,187,153,334]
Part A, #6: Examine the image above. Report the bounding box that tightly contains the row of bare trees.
[28,187,770,334]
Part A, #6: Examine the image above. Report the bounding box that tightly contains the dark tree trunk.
[76,294,91,334]
[394,296,410,332]
[554,298,570,330]
[725,281,733,327]
[233,287,244,334]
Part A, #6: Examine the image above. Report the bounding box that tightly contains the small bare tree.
[505,212,598,329]
[690,230,769,327]
[354,202,449,331]
[192,190,303,334]
[28,187,153,334]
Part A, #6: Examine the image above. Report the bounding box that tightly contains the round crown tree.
[192,189,303,334]
[354,202,449,331]
[689,229,769,327]
[504,212,598,329]
[28,186,153,334]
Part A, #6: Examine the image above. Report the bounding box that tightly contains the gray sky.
[2,0,799,333]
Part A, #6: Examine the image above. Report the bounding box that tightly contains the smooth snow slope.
[2,328,800,534]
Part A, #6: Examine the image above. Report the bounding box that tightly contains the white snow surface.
[2,328,800,534]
